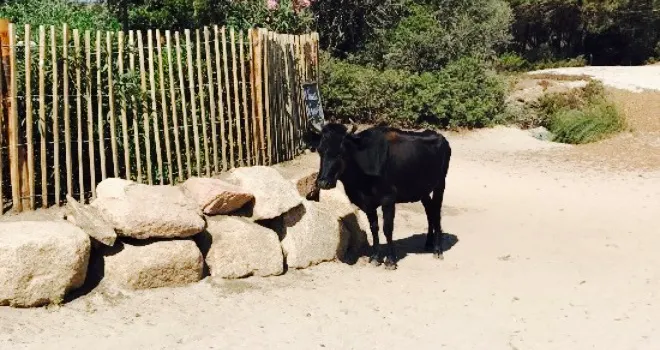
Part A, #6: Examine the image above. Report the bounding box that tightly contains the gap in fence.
[0,20,319,213]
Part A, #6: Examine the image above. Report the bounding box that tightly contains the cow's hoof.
[384,261,398,270]
[434,252,444,260]
[369,255,381,266]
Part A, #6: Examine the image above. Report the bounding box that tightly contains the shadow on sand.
[386,232,460,261]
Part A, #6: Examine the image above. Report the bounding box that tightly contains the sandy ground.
[2,65,660,349]
[525,65,660,172]
[530,65,660,92]
[1,123,659,350]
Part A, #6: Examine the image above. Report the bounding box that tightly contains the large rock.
[274,165,320,200]
[338,205,370,259]
[317,180,372,250]
[91,178,206,240]
[181,177,254,215]
[279,200,368,269]
[318,180,352,205]
[96,178,134,199]
[199,216,284,279]
[222,166,303,220]
[291,169,319,200]
[65,195,117,246]
[529,126,554,141]
[0,221,91,307]
[103,240,203,290]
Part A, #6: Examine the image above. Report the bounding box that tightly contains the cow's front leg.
[365,209,381,266]
[382,203,397,270]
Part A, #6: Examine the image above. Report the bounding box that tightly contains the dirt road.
[531,65,660,92]
[1,125,659,349]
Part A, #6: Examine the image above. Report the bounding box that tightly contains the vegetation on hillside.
[508,0,660,66]
[504,80,626,144]
[538,81,626,144]
[1,0,649,142]
[320,54,506,129]
[0,0,119,30]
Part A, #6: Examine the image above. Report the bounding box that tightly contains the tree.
[358,0,513,71]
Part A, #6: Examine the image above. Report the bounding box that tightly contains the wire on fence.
[0,24,319,213]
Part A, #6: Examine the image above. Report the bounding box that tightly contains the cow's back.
[381,128,450,203]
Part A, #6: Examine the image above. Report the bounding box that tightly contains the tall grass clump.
[538,80,625,144]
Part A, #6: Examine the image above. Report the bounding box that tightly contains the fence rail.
[0,20,319,213]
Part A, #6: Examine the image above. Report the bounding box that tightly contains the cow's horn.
[309,119,323,134]
[348,118,358,134]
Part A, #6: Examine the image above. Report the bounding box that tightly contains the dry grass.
[551,88,660,171]
[526,73,594,82]
[537,79,551,91]
[503,72,592,94]
[606,88,660,132]
[505,75,660,171]
[546,132,660,172]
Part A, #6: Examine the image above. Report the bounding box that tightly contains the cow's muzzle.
[317,179,336,190]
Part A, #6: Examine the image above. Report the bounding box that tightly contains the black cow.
[309,121,452,270]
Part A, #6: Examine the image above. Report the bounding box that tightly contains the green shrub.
[0,0,119,30]
[537,79,605,124]
[123,0,313,33]
[549,100,624,144]
[530,55,587,70]
[495,52,529,72]
[320,53,506,129]
[535,80,625,144]
[495,53,587,73]
[360,0,513,72]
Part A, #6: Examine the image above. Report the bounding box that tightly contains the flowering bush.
[267,0,315,11]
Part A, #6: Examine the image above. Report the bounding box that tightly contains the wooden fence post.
[0,18,7,211]
[1,21,29,212]
[0,25,312,214]
[250,28,265,166]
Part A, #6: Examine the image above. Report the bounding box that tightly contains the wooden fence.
[0,20,319,213]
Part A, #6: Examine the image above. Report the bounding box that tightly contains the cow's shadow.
[387,232,459,261]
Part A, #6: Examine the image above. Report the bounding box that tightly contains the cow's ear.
[303,130,322,152]
[350,132,389,176]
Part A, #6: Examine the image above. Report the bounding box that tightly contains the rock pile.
[0,161,368,308]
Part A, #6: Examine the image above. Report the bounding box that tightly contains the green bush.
[320,53,506,129]
[360,0,512,72]
[537,79,605,122]
[535,80,625,144]
[0,0,119,30]
[530,55,587,70]
[549,100,624,144]
[121,0,313,33]
[495,52,529,72]
[311,0,408,57]
[508,0,660,66]
[495,52,587,73]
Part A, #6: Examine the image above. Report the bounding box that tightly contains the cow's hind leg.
[382,203,398,270]
[421,195,435,251]
[366,209,381,266]
[432,181,447,260]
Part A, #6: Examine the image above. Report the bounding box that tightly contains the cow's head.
[312,120,389,190]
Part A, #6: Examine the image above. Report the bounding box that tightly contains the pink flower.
[266,0,315,11]
[293,0,313,11]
